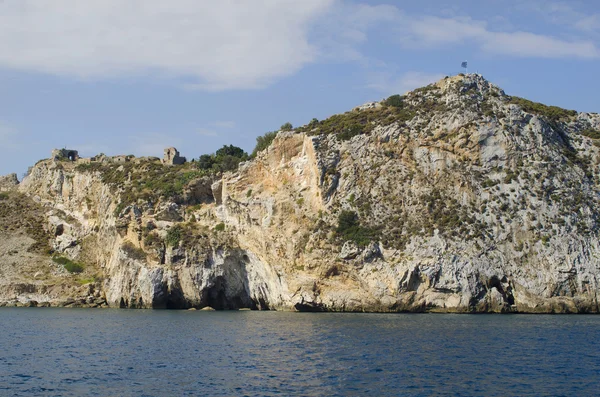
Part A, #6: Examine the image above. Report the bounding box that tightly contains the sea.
[1,309,599,396]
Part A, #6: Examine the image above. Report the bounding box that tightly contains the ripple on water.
[0,310,599,396]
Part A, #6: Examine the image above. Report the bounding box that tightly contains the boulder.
[339,241,360,260]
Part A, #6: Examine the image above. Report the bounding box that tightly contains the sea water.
[1,309,599,396]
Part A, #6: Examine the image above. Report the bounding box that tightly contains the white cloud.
[576,15,600,33]
[481,31,599,58]
[129,133,182,157]
[325,4,600,63]
[0,0,596,93]
[197,121,238,137]
[0,121,19,149]
[310,3,402,64]
[399,15,600,58]
[512,1,599,33]
[69,143,112,157]
[212,121,236,129]
[0,0,333,90]
[402,16,488,47]
[197,128,218,137]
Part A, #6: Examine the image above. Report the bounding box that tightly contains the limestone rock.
[339,241,360,260]
[4,74,600,313]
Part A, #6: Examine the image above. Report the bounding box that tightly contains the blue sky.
[1,0,599,176]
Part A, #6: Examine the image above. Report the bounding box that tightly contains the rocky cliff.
[2,74,600,312]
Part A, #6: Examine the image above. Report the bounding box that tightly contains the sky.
[1,0,599,177]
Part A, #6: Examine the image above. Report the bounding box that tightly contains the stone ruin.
[354,101,382,112]
[47,147,185,166]
[51,148,79,161]
[0,173,19,192]
[162,147,186,165]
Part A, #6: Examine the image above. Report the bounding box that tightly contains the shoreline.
[1,302,598,314]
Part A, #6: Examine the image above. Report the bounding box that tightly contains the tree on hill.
[196,145,248,172]
[215,145,246,160]
[197,154,214,170]
[251,131,278,158]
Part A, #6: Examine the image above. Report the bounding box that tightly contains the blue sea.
[1,309,599,396]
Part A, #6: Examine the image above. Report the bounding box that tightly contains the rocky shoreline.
[2,74,600,313]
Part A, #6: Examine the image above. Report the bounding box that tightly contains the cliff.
[2,74,600,312]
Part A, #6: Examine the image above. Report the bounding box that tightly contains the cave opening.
[166,287,187,310]
[202,276,257,310]
[488,275,515,305]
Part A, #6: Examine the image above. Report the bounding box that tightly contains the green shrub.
[336,210,378,247]
[210,145,248,172]
[52,256,84,273]
[0,192,8,201]
[215,145,246,160]
[482,178,497,188]
[78,147,253,213]
[77,277,98,285]
[144,232,163,247]
[121,241,147,261]
[197,154,214,170]
[504,170,517,184]
[384,94,404,108]
[581,129,600,140]
[295,104,415,138]
[507,96,577,121]
[251,131,277,157]
[338,124,363,141]
[213,155,242,172]
[75,162,104,172]
[166,225,183,247]
[280,122,293,131]
[413,84,438,95]
[214,222,225,232]
[337,210,358,231]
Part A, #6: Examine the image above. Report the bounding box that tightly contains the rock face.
[3,74,600,312]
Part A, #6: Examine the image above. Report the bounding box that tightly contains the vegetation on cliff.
[336,210,379,247]
[7,74,600,312]
[506,96,577,122]
[0,191,51,254]
[76,144,251,214]
[295,98,415,140]
[52,256,84,273]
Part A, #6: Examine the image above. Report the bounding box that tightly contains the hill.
[2,74,600,312]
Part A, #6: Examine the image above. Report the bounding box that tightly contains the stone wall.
[0,173,19,192]
[51,149,79,161]
[162,147,186,165]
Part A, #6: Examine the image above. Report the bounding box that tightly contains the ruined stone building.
[51,149,79,161]
[162,147,186,165]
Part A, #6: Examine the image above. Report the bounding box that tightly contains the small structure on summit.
[162,147,186,165]
[0,173,19,192]
[51,148,79,162]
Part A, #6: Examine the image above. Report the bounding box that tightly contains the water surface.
[1,309,599,396]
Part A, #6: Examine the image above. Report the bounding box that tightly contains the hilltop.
[2,74,600,312]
